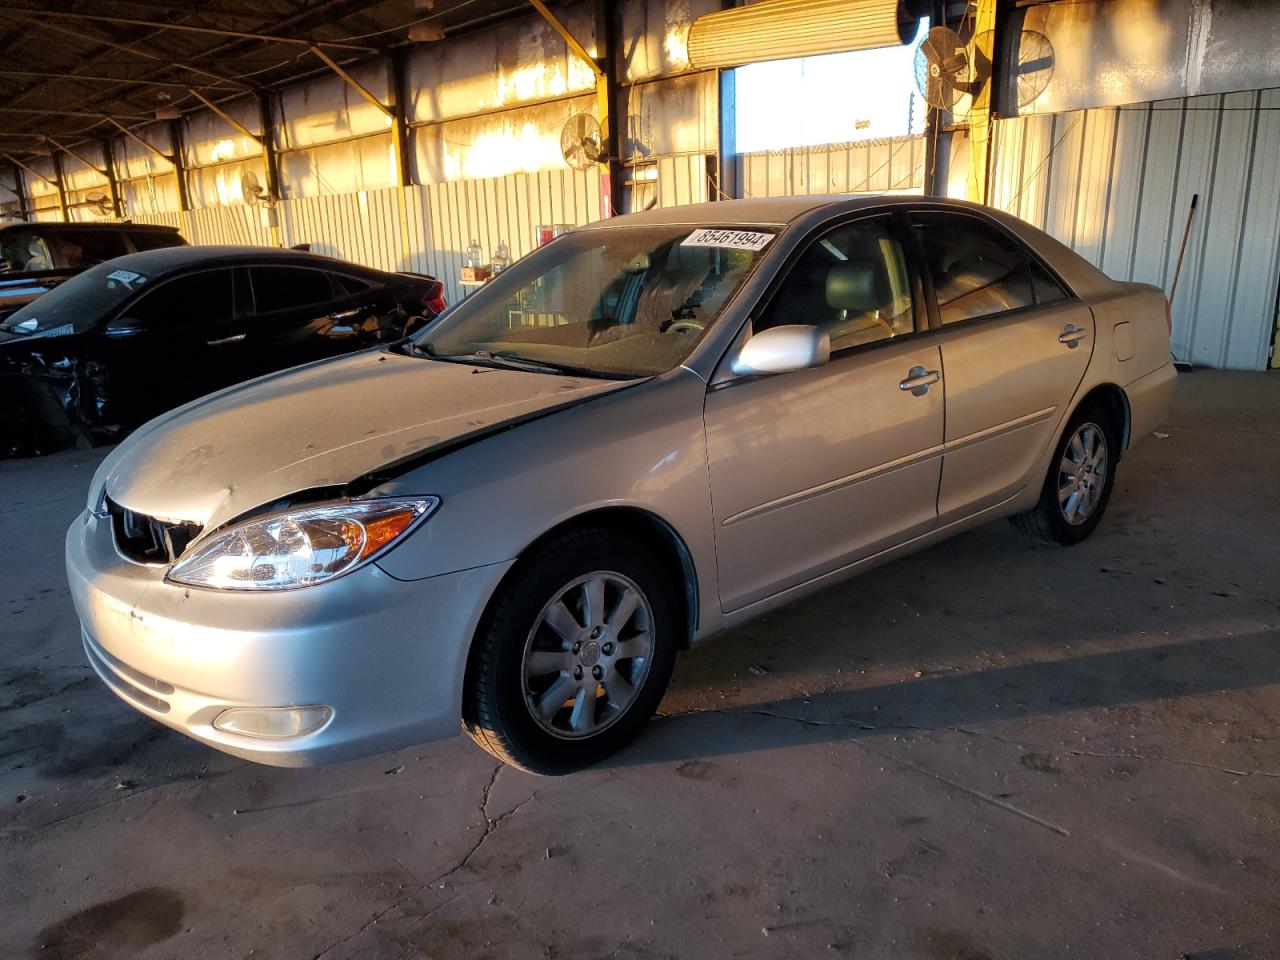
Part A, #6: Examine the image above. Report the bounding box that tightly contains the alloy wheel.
[520,571,655,740]
[1057,421,1108,526]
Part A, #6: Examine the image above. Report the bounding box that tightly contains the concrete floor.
[1,370,1277,960]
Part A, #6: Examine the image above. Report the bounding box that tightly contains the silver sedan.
[66,196,1176,774]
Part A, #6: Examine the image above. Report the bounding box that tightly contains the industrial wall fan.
[240,169,271,205]
[80,194,113,217]
[914,24,1055,115]
[560,113,603,170]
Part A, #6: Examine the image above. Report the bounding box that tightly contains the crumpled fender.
[0,346,105,456]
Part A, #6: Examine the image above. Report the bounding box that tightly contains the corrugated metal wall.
[132,168,600,307]
[737,134,925,198]
[990,90,1280,370]
[412,169,601,304]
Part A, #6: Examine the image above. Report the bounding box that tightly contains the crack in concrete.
[726,707,1280,780]
[308,763,542,958]
[311,893,412,960]
[852,738,1073,837]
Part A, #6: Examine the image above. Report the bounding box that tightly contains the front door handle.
[329,307,363,321]
[1058,324,1088,347]
[899,365,941,396]
[206,333,246,346]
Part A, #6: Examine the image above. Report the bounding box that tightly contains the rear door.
[704,213,945,611]
[246,264,370,370]
[910,210,1093,520]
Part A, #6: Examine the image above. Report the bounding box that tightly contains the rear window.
[54,230,128,268]
[332,273,373,296]
[127,230,187,252]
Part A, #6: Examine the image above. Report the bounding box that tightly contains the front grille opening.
[106,497,202,565]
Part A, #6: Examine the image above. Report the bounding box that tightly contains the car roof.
[579,194,1113,298]
[577,194,1054,229]
[578,196,849,229]
[82,245,371,276]
[0,221,179,235]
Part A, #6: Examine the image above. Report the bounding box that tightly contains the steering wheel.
[667,320,704,335]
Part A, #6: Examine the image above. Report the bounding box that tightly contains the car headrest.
[826,262,881,312]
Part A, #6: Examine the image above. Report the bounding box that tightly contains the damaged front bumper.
[0,347,110,456]
[66,507,513,767]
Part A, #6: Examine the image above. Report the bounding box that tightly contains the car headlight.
[167,497,438,591]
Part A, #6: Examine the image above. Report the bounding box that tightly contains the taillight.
[421,279,446,317]
[1165,298,1172,334]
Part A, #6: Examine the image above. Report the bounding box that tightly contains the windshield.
[414,225,775,378]
[0,261,148,336]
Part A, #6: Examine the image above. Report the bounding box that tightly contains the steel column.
[50,151,70,222]
[101,137,124,219]
[168,120,192,212]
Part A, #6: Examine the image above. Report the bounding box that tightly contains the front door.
[909,211,1095,520]
[705,214,945,612]
[93,267,240,424]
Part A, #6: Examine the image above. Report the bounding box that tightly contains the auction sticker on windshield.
[107,269,146,287]
[681,229,774,251]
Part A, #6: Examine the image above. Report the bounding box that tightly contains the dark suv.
[0,222,187,319]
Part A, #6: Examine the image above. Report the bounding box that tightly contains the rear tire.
[1011,404,1119,546]
[462,527,678,775]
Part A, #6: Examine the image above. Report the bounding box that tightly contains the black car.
[0,246,446,455]
[0,221,188,321]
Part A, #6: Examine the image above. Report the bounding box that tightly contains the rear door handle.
[329,307,363,321]
[1058,324,1088,347]
[899,366,941,396]
[206,333,246,346]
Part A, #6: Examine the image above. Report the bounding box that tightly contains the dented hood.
[94,349,633,530]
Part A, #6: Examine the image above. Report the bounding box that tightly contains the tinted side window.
[913,214,1034,324]
[128,230,187,252]
[250,267,335,313]
[758,216,914,352]
[0,232,51,272]
[127,270,234,328]
[58,231,128,267]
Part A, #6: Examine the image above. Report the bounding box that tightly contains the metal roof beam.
[188,89,264,142]
[527,0,604,78]
[308,46,393,118]
[3,153,57,188]
[0,5,380,51]
[105,117,176,166]
[44,137,110,177]
[0,68,238,91]
[29,19,253,90]
[0,106,151,119]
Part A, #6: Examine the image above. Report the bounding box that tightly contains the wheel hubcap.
[1057,422,1108,526]
[520,571,655,740]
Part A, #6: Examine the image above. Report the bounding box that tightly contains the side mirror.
[103,318,146,339]
[730,324,830,377]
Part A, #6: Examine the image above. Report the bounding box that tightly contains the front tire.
[1011,404,1119,546]
[462,527,678,775]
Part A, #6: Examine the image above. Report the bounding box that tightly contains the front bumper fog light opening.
[212,705,333,740]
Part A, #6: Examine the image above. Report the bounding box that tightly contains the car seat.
[824,262,893,348]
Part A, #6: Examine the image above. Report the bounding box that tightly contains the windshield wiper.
[487,351,635,380]
[398,341,632,380]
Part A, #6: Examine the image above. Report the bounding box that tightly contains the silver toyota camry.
[67,196,1175,774]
